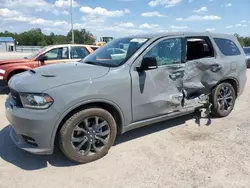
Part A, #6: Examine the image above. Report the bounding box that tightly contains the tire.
[59,108,117,164]
[210,82,236,117]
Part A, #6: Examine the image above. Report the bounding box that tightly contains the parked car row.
[4,32,247,164]
[0,44,99,87]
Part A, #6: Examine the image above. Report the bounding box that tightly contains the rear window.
[214,38,241,56]
[90,47,99,51]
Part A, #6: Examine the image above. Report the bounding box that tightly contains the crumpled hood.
[9,62,110,92]
[0,58,30,65]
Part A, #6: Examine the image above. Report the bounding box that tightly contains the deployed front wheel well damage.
[181,78,238,118]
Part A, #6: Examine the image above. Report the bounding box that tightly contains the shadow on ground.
[0,126,78,170]
[0,112,212,171]
[114,112,211,145]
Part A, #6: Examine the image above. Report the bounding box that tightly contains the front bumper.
[5,96,60,155]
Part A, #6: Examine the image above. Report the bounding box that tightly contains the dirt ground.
[0,71,250,188]
[0,52,31,60]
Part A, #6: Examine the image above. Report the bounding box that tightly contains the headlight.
[19,93,54,109]
[0,69,5,74]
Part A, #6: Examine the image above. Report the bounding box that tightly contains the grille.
[9,88,23,107]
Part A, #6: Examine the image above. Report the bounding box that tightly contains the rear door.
[182,36,218,97]
[130,36,187,122]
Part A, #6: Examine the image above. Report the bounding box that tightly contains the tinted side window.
[186,37,214,61]
[144,38,182,66]
[43,47,69,60]
[70,47,90,59]
[107,48,114,54]
[114,49,125,54]
[214,38,241,56]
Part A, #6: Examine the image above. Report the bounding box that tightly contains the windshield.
[25,47,48,59]
[243,48,250,55]
[81,37,149,67]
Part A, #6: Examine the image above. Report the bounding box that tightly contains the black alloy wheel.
[210,82,236,117]
[59,108,117,163]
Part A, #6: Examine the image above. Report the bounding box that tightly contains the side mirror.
[39,55,48,64]
[137,57,158,71]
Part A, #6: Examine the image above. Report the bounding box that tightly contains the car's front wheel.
[59,108,117,163]
[210,82,236,117]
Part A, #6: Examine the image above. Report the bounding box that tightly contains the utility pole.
[70,0,74,44]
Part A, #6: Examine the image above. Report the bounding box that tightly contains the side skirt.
[122,107,195,134]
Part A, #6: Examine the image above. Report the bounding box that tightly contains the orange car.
[0,44,99,86]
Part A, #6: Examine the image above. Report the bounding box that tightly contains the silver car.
[5,32,247,163]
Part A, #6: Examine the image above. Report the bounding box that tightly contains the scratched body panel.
[131,66,184,121]
[130,33,247,122]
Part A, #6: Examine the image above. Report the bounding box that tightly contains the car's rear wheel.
[59,108,117,164]
[210,82,236,117]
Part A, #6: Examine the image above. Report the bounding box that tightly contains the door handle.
[169,72,182,80]
[211,64,222,72]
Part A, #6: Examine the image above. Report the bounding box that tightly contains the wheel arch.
[51,99,125,148]
[7,68,30,82]
[214,77,239,97]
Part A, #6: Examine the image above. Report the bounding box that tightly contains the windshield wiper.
[84,61,116,67]
[84,61,103,66]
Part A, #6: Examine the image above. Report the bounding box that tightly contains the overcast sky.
[0,0,249,39]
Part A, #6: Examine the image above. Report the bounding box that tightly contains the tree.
[67,29,96,44]
[67,29,82,44]
[243,37,250,46]
[234,33,250,47]
[0,30,52,45]
[54,35,69,44]
[0,28,96,46]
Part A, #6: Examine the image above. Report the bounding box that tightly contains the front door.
[39,46,69,66]
[130,37,186,122]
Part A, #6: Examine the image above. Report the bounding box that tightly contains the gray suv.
[5,32,247,163]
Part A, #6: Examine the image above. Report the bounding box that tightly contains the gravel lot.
[0,52,31,60]
[0,71,250,188]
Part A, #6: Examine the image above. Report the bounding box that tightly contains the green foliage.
[0,28,96,46]
[234,33,250,47]
[67,29,96,45]
[2,29,248,48]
